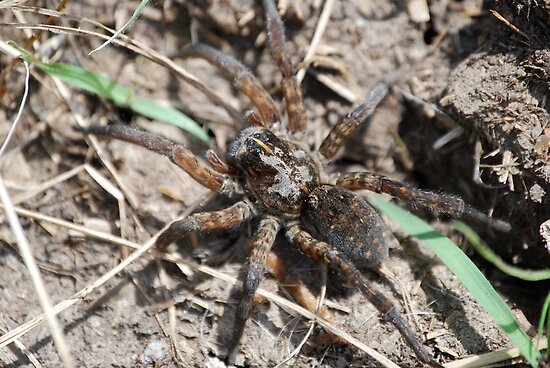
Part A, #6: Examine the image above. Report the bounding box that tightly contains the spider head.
[227,127,320,217]
[227,127,277,170]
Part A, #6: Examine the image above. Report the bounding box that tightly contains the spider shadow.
[207,227,373,363]
[392,234,491,355]
[211,230,326,361]
[121,193,310,360]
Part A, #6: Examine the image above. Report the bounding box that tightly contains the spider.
[80,0,510,366]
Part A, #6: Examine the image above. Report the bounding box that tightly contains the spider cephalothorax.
[227,126,319,217]
[80,0,510,366]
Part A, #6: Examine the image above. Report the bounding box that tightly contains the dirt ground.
[0,0,549,367]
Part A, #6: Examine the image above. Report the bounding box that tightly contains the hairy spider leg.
[286,224,442,368]
[228,216,280,363]
[155,201,254,250]
[180,44,280,127]
[261,247,343,342]
[337,172,511,232]
[262,0,307,132]
[81,125,236,194]
[205,149,239,175]
[319,82,390,159]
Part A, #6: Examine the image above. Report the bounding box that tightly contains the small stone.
[529,183,545,203]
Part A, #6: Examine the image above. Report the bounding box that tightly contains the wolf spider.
[81,0,510,366]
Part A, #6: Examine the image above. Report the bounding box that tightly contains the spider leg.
[205,149,239,175]
[228,216,280,363]
[319,82,389,159]
[179,44,280,127]
[155,200,254,250]
[265,250,337,325]
[286,224,442,367]
[337,172,511,231]
[262,245,346,345]
[79,124,237,194]
[262,0,307,132]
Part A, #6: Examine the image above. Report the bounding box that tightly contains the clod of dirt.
[440,0,550,267]
[444,50,550,186]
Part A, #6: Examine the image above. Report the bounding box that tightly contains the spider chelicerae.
[81,1,510,366]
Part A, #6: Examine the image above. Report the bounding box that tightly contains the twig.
[0,219,160,350]
[0,325,43,368]
[2,14,243,124]
[274,264,328,367]
[489,10,529,42]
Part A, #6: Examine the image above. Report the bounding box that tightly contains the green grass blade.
[131,98,208,142]
[452,221,550,281]
[537,291,550,359]
[10,42,209,142]
[367,195,540,367]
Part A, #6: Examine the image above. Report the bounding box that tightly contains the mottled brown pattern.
[81,125,228,192]
[281,78,307,132]
[180,44,280,126]
[337,172,510,231]
[205,149,239,175]
[228,128,319,217]
[262,0,306,132]
[319,82,389,158]
[303,185,392,268]
[155,201,253,250]
[229,216,280,362]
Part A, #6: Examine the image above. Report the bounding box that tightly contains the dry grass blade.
[0,178,74,368]
[180,262,399,368]
[0,321,44,367]
[12,45,209,142]
[89,0,150,55]
[443,338,547,368]
[0,1,29,8]
[3,7,243,124]
[11,164,85,205]
[296,0,336,84]
[0,205,399,368]
[489,10,529,41]
[0,221,160,350]
[8,161,129,242]
[0,59,73,367]
[0,39,141,209]
[310,69,361,103]
[274,264,328,367]
[83,164,129,239]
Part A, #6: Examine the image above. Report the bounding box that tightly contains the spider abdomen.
[303,185,395,269]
